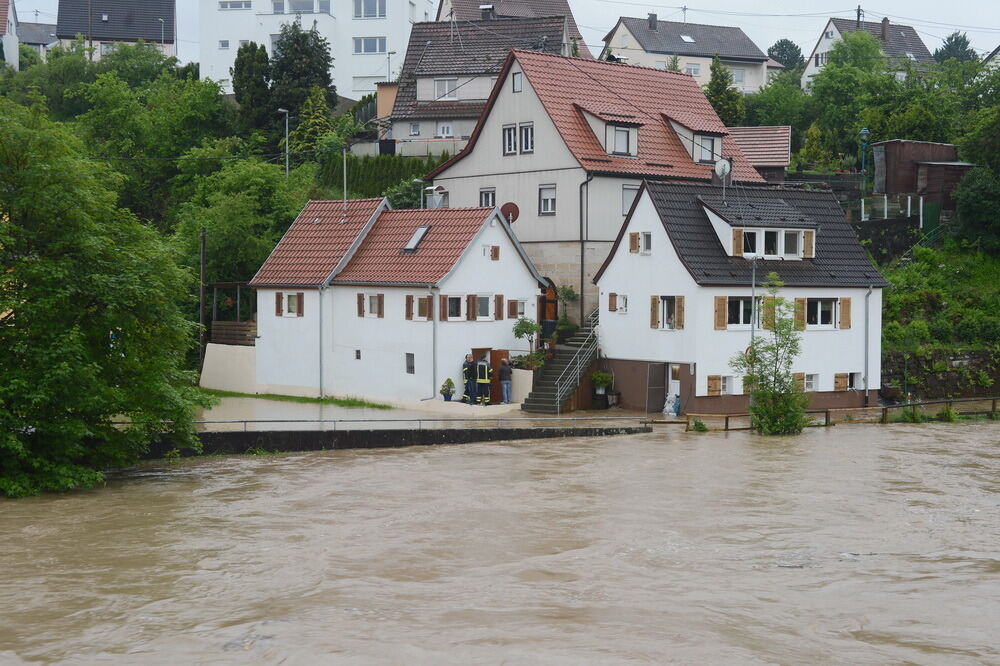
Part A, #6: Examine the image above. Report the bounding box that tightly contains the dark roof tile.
[439,0,590,56]
[612,16,767,60]
[829,18,933,62]
[56,0,175,43]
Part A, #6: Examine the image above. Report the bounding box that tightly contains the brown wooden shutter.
[629,232,640,253]
[793,372,805,390]
[466,294,476,320]
[803,230,815,258]
[440,295,448,321]
[608,293,617,312]
[794,298,806,330]
[762,297,776,330]
[490,245,500,260]
[675,295,685,329]
[377,293,384,318]
[405,295,414,320]
[357,293,364,317]
[495,294,504,319]
[834,372,849,392]
[839,297,852,329]
[732,229,743,257]
[649,295,660,328]
[707,375,722,397]
[714,296,727,330]
[296,292,304,317]
[508,299,518,318]
[275,292,283,316]
[425,295,434,320]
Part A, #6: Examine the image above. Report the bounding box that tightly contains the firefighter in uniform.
[461,354,476,403]
[475,354,493,405]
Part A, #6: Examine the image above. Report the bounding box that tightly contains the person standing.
[499,358,513,404]
[461,354,476,404]
[475,354,493,405]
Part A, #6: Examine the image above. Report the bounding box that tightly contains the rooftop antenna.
[682,5,688,23]
[857,5,863,29]
[715,159,732,203]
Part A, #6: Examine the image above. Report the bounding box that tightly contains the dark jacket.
[499,364,512,381]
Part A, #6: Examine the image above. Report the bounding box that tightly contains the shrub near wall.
[318,153,447,197]
[882,349,1000,399]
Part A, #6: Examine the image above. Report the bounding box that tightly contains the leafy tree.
[955,168,1000,253]
[98,40,180,88]
[270,18,335,119]
[729,274,811,435]
[934,31,978,63]
[745,80,807,148]
[0,40,98,118]
[0,98,204,497]
[958,105,1000,173]
[384,177,423,209]
[704,55,745,126]
[231,41,271,133]
[287,85,334,155]
[768,38,804,69]
[666,54,680,72]
[797,123,832,169]
[18,44,40,70]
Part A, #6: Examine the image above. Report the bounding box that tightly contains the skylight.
[680,34,695,43]
[403,225,430,252]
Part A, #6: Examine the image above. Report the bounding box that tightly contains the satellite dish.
[714,159,732,179]
[500,202,520,223]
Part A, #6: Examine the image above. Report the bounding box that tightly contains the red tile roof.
[0,0,11,36]
[333,207,494,285]
[429,50,764,183]
[727,126,792,168]
[249,198,383,287]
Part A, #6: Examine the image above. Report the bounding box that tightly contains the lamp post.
[157,17,164,49]
[859,127,871,220]
[277,108,289,178]
[411,178,425,208]
[386,50,397,82]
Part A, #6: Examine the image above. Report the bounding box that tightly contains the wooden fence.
[210,320,257,346]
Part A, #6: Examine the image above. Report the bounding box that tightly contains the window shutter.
[296,292,304,317]
[675,296,685,329]
[425,296,434,320]
[608,292,617,312]
[466,294,476,320]
[839,297,852,329]
[707,375,721,397]
[377,293,384,318]
[793,372,805,390]
[490,245,500,260]
[494,294,504,319]
[276,292,283,316]
[834,372,849,391]
[649,295,660,329]
[732,229,743,257]
[714,296,727,330]
[440,295,448,321]
[357,293,364,317]
[629,232,640,253]
[803,230,815,258]
[794,298,806,330]
[762,297,776,330]
[405,295,414,320]
[508,299,518,318]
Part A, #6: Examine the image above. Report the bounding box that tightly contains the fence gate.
[645,362,667,413]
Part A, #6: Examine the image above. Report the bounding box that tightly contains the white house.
[199,0,435,98]
[427,49,763,323]
[593,181,888,413]
[246,198,546,403]
[600,14,771,93]
[55,0,176,61]
[1,0,19,70]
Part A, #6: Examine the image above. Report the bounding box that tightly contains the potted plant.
[591,371,613,395]
[440,378,456,401]
[512,316,542,352]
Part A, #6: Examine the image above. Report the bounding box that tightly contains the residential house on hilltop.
[376,16,570,156]
[1,0,19,70]
[594,181,888,413]
[802,16,933,87]
[727,126,792,183]
[983,44,1000,69]
[18,21,58,62]
[427,49,764,322]
[601,14,771,93]
[436,0,590,57]
[239,198,547,403]
[56,0,175,60]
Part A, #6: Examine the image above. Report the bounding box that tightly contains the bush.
[690,419,709,432]
[936,405,959,422]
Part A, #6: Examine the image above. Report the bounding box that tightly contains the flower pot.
[443,394,452,401]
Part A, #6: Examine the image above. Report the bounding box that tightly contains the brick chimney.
[479,4,495,20]
[880,17,889,41]
[648,13,657,30]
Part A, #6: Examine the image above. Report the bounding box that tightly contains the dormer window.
[402,225,430,252]
[740,229,806,259]
[680,34,695,43]
[614,127,630,154]
[607,124,638,157]
[695,135,717,163]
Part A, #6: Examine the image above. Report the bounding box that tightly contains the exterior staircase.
[521,309,600,414]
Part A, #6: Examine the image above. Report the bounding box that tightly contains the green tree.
[934,31,978,63]
[958,105,1000,173]
[0,40,98,119]
[745,79,807,148]
[666,54,680,72]
[767,38,804,69]
[797,123,832,168]
[17,44,40,70]
[384,177,423,209]
[98,40,180,88]
[270,18,336,118]
[729,274,811,435]
[231,41,271,133]
[287,85,334,155]
[955,168,1000,253]
[0,99,204,497]
[704,55,746,126]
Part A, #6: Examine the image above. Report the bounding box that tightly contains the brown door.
[471,347,492,403]
[490,349,508,404]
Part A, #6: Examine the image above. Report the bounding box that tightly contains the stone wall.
[851,217,921,264]
[882,349,1000,400]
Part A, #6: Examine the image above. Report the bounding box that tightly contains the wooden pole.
[198,228,206,364]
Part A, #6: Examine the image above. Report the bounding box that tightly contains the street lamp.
[386,50,397,82]
[157,17,164,49]
[859,127,871,221]
[277,108,289,178]
[411,178,425,208]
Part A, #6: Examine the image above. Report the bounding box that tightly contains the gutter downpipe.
[421,285,439,400]
[864,284,873,407]
[579,172,594,323]
[318,284,325,398]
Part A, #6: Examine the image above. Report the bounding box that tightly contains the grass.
[200,388,392,410]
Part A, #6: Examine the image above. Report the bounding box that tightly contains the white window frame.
[436,121,453,138]
[783,230,801,258]
[727,296,757,328]
[434,77,457,99]
[659,295,676,330]
[622,184,639,215]
[655,60,667,69]
[353,0,386,18]
[641,231,652,254]
[354,37,387,54]
[219,1,252,9]
[366,294,380,318]
[680,34,695,43]
[416,296,429,320]
[763,229,780,257]
[806,298,837,329]
[100,42,116,56]
[539,185,556,215]
[617,294,629,313]
[502,124,517,155]
[289,0,315,12]
[730,67,745,85]
[519,123,534,154]
[511,71,522,93]
[219,40,230,50]
[720,375,733,395]
[479,188,496,207]
[409,122,420,136]
[283,293,300,317]
[697,135,715,162]
[446,296,463,320]
[743,229,758,255]
[804,374,818,392]
[239,39,250,47]
[476,295,492,321]
[685,62,700,76]
[273,0,285,13]
[409,0,416,22]
[613,126,630,155]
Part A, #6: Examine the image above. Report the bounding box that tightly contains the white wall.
[2,16,19,70]
[255,288,323,396]
[200,343,257,393]
[801,20,840,88]
[390,117,478,141]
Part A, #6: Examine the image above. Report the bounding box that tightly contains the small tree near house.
[729,273,811,435]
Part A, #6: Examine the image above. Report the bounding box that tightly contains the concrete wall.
[390,118,478,141]
[350,137,468,157]
[200,343,258,393]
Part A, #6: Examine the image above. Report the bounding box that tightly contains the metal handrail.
[554,308,601,414]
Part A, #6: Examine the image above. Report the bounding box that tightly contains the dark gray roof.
[597,182,888,288]
[830,18,932,63]
[56,0,175,43]
[608,16,766,61]
[438,0,590,57]
[699,196,819,229]
[391,17,566,121]
[18,22,58,46]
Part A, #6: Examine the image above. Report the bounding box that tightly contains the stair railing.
[554,308,601,414]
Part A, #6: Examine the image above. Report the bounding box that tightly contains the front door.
[668,364,682,400]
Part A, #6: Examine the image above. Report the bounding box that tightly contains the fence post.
[881,407,889,424]
[724,415,730,431]
[825,409,831,426]
[993,398,998,417]
[685,414,690,432]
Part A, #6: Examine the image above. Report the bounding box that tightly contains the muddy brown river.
[2,423,998,664]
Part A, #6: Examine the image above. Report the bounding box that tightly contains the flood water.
[2,423,999,664]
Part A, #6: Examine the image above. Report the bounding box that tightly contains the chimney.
[648,13,657,30]
[479,4,495,20]
[880,17,889,41]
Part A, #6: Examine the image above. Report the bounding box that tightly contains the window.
[483,244,500,260]
[476,296,491,319]
[286,293,299,315]
[519,123,534,153]
[319,0,330,11]
[417,297,429,318]
[502,125,517,155]
[367,294,380,316]
[409,123,420,136]
[685,62,700,76]
[617,294,628,313]
[447,296,462,319]
[272,0,284,12]
[743,230,757,254]
[728,297,755,326]
[100,42,116,56]
[613,126,630,154]
[409,1,416,21]
[720,376,733,395]
[512,71,522,92]
[698,135,715,162]
[434,78,457,99]
[905,52,916,61]
[218,40,230,49]
[622,184,639,214]
[269,33,281,52]
[403,225,430,252]
[355,349,361,359]
[289,0,314,12]
[436,122,453,138]
[731,68,745,85]
[641,232,652,253]
[804,374,818,391]
[783,231,800,257]
[660,296,676,329]
[806,298,836,327]
[539,185,556,215]
[825,30,834,38]
[219,1,252,8]
[479,188,496,207]
[655,60,667,69]
[680,34,695,43]
[517,300,526,316]
[239,40,250,46]
[354,37,387,54]
[849,372,862,389]
[354,0,386,17]
[764,230,779,255]
[405,353,415,374]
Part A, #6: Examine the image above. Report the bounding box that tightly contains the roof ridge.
[621,15,762,31]
[511,48,692,78]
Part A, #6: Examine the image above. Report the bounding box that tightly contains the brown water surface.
[2,423,999,664]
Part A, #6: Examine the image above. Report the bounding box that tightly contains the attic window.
[403,225,430,252]
[680,34,695,43]
[102,14,109,21]
[905,52,916,60]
